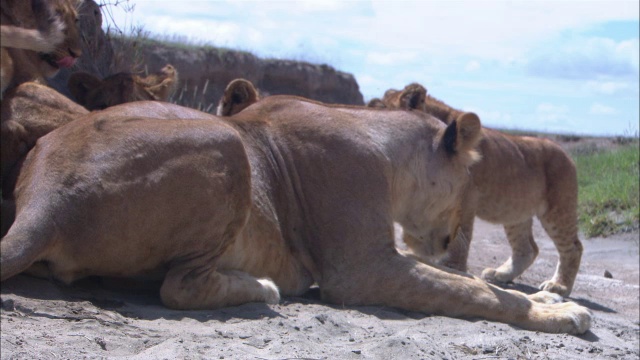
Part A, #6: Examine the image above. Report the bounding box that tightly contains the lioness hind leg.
[160,266,280,310]
[481,218,538,284]
[537,212,582,297]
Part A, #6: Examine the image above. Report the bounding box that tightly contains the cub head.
[42,0,83,76]
[216,78,260,116]
[366,98,386,109]
[400,111,482,260]
[382,83,427,112]
[68,64,178,110]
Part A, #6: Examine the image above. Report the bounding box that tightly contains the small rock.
[483,346,495,354]
[352,350,361,355]
[315,314,328,324]
[604,270,613,278]
[1,298,15,311]
[95,337,107,350]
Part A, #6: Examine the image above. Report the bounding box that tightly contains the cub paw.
[539,280,570,297]
[481,267,513,283]
[527,290,563,304]
[258,278,281,304]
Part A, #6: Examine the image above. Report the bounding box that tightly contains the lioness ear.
[68,72,102,106]
[231,79,259,104]
[399,83,427,110]
[442,112,483,165]
[218,79,260,116]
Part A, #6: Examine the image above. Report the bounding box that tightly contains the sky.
[104,0,640,136]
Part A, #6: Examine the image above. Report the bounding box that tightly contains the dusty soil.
[1,217,638,359]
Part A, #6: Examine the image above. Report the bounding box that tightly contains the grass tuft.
[572,141,640,237]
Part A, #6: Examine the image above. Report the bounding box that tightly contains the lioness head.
[216,78,260,116]
[401,111,483,260]
[68,64,179,110]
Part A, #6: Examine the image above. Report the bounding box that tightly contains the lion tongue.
[56,56,76,68]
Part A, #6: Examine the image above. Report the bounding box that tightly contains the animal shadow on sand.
[498,280,616,314]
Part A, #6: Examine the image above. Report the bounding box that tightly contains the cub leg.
[481,218,538,284]
[537,213,582,297]
[160,264,280,310]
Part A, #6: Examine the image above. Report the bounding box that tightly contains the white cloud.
[527,37,640,79]
[465,61,480,72]
[584,80,632,95]
[365,51,419,66]
[535,103,570,124]
[590,103,618,115]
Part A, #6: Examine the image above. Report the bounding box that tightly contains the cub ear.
[442,112,483,165]
[68,72,102,106]
[399,83,427,110]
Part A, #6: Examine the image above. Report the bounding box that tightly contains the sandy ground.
[1,217,638,360]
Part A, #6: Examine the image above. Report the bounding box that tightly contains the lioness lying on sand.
[377,83,583,297]
[1,96,590,334]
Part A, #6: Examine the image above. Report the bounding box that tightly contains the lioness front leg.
[160,265,280,310]
[325,254,590,334]
[481,219,538,284]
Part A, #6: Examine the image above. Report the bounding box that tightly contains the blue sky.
[106,1,639,136]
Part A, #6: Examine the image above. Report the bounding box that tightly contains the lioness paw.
[528,290,563,304]
[539,280,570,297]
[553,302,592,335]
[532,301,591,334]
[258,278,280,304]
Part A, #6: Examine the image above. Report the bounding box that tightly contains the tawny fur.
[0,0,83,96]
[1,97,590,334]
[68,64,179,110]
[378,83,583,297]
[216,78,261,116]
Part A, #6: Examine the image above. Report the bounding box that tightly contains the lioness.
[378,83,583,297]
[216,78,260,116]
[0,82,205,236]
[0,0,83,95]
[1,96,591,334]
[68,64,179,110]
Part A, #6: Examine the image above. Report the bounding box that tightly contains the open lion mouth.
[40,53,77,69]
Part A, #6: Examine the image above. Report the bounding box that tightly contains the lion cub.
[377,83,583,297]
[0,0,83,96]
[68,64,179,110]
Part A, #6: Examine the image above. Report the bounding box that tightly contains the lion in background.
[68,64,179,110]
[0,0,83,96]
[376,83,583,297]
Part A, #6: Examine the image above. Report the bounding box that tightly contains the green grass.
[572,141,639,237]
